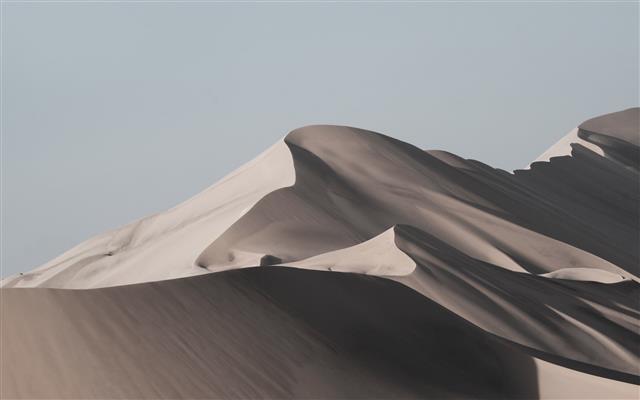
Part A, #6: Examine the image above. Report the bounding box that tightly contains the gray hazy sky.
[2,2,638,277]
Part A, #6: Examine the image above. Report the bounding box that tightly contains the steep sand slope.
[2,268,637,399]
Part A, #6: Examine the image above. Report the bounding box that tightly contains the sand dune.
[2,108,638,398]
[197,123,635,280]
[1,140,295,288]
[284,227,416,276]
[394,224,638,379]
[532,108,639,170]
[2,268,637,399]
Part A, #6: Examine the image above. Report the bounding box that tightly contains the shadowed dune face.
[447,144,639,278]
[577,129,640,170]
[1,268,539,399]
[514,145,639,275]
[392,224,639,380]
[1,109,639,399]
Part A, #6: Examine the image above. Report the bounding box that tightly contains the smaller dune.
[284,226,415,276]
[540,268,626,284]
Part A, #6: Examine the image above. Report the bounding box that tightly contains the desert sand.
[1,108,638,398]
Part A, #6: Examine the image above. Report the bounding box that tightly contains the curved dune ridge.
[1,108,639,398]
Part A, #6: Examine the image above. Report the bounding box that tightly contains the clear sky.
[2,2,638,277]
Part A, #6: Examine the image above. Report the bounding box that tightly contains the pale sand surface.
[534,358,639,399]
[1,140,295,288]
[1,108,638,398]
[284,227,416,276]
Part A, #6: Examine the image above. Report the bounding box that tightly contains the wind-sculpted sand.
[2,108,638,398]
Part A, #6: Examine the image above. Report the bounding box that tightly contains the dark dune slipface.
[437,144,640,278]
[392,224,640,381]
[1,268,539,399]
